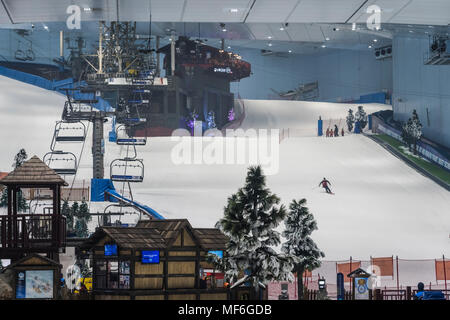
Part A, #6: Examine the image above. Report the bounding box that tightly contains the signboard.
[208,250,223,259]
[336,273,345,300]
[142,250,160,264]
[354,277,369,300]
[16,270,54,299]
[104,244,118,256]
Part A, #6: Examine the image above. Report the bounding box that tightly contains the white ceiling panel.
[182,0,252,22]
[389,0,450,25]
[4,0,116,23]
[287,0,367,23]
[0,2,11,24]
[348,0,411,24]
[246,23,274,40]
[246,0,299,23]
[119,0,185,22]
[285,24,312,41]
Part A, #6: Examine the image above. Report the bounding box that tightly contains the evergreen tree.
[0,149,29,212]
[410,109,422,155]
[346,109,355,132]
[215,166,294,299]
[355,106,367,129]
[282,199,325,300]
[401,118,414,152]
[72,199,91,238]
[13,149,27,168]
[62,199,73,233]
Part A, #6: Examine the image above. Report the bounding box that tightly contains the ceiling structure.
[0,0,448,55]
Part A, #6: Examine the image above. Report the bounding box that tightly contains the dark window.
[151,91,164,114]
[168,92,177,114]
[95,259,130,289]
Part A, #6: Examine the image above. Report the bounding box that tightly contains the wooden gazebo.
[0,156,68,261]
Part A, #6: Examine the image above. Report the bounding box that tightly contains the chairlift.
[99,204,142,227]
[43,151,78,175]
[116,124,147,146]
[110,158,144,182]
[52,120,87,144]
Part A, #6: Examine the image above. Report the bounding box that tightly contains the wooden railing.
[0,214,66,249]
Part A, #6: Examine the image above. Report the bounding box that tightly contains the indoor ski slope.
[0,75,449,261]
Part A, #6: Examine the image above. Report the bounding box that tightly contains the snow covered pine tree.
[346,109,355,132]
[282,198,324,300]
[355,106,367,129]
[410,109,423,155]
[0,149,29,212]
[214,166,295,300]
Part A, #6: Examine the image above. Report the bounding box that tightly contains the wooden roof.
[102,227,166,249]
[4,253,62,270]
[82,220,228,251]
[0,156,68,186]
[193,228,228,250]
[135,219,191,245]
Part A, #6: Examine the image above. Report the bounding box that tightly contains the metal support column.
[92,112,105,179]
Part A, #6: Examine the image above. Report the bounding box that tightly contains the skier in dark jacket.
[319,178,332,194]
[334,125,339,137]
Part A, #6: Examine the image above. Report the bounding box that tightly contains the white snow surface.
[0,76,449,260]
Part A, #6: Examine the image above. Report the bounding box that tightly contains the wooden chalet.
[0,156,67,261]
[77,219,230,300]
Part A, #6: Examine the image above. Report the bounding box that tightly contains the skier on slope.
[319,177,332,194]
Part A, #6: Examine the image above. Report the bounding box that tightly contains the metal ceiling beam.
[1,0,13,24]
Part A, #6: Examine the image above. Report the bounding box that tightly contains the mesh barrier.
[268,257,449,300]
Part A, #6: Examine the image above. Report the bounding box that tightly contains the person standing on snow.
[341,128,345,136]
[334,125,339,137]
[319,177,332,194]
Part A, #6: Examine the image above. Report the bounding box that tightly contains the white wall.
[230,47,393,102]
[392,35,450,148]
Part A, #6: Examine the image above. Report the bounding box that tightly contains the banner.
[371,256,394,277]
[435,259,450,281]
[336,261,361,282]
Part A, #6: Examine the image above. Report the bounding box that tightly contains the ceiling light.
[325,37,330,41]
[368,45,372,49]
[268,36,272,39]
[321,45,326,48]
[43,25,49,31]
[222,28,227,32]
[373,39,378,42]
[279,27,284,31]
[229,8,238,13]
[288,50,292,53]
[227,46,231,49]
[335,28,340,31]
[83,7,92,12]
[268,43,273,47]
[352,23,356,31]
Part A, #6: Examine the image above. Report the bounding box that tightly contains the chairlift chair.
[110,158,144,182]
[52,120,87,143]
[43,151,78,175]
[116,124,147,146]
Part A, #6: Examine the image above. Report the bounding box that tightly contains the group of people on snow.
[325,124,345,137]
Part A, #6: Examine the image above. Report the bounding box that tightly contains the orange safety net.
[337,261,361,282]
[371,256,394,277]
[435,259,450,281]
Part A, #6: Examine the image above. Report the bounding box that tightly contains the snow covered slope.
[0,75,448,260]
[240,99,390,132]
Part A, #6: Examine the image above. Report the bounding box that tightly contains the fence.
[268,256,449,300]
[374,118,450,171]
